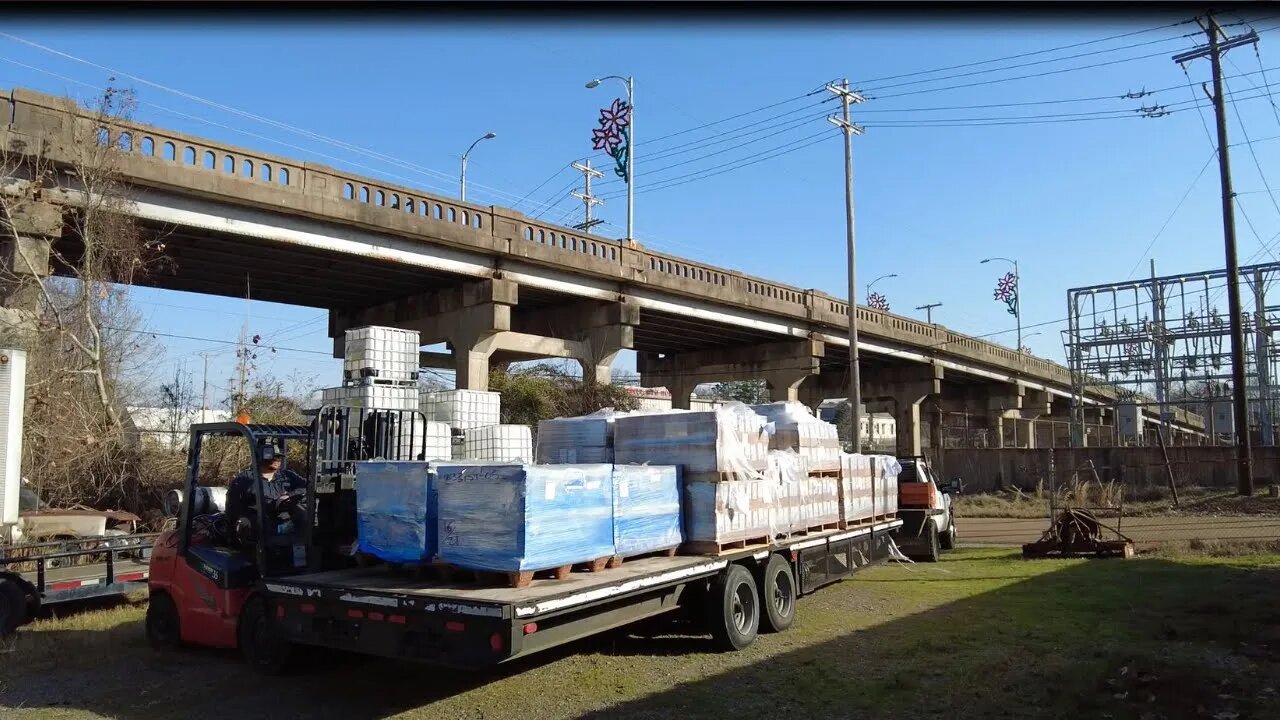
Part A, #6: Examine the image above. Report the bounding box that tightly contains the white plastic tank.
[0,349,27,540]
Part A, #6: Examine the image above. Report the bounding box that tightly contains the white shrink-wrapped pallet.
[421,389,501,430]
[839,453,902,524]
[321,385,418,411]
[344,326,419,381]
[536,409,625,464]
[749,402,841,472]
[684,473,777,549]
[769,451,840,534]
[613,403,770,482]
[462,424,533,463]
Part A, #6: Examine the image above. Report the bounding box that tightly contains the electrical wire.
[851,18,1195,86]
[1124,151,1217,280]
[860,28,1200,93]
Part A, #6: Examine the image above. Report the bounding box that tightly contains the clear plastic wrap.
[839,452,902,523]
[769,450,840,533]
[750,402,842,472]
[612,464,683,556]
[435,463,614,572]
[613,402,771,481]
[536,409,625,464]
[684,475,776,545]
[354,461,436,564]
[461,424,533,463]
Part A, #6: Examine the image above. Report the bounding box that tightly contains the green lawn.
[2,549,1277,719]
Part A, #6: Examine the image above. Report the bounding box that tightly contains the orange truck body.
[897,481,937,509]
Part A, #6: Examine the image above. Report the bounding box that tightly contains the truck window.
[898,463,921,483]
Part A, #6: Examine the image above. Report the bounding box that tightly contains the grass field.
[2,549,1277,719]
[954,485,1280,518]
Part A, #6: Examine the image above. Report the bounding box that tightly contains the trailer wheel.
[922,523,941,563]
[146,592,182,651]
[0,578,27,636]
[940,521,956,551]
[238,597,292,675]
[707,564,759,651]
[759,554,796,634]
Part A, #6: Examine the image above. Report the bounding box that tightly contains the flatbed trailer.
[1,533,158,634]
[257,520,903,669]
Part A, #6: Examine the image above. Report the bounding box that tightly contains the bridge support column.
[333,282,640,392]
[637,339,824,410]
[864,364,944,458]
[0,201,59,349]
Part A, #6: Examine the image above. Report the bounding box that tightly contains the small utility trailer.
[1,533,158,635]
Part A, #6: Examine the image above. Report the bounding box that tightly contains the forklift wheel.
[239,597,293,675]
[146,592,183,651]
[0,578,28,636]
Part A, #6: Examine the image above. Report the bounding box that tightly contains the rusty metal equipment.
[1022,508,1135,559]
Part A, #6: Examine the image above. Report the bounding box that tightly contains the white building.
[127,407,232,450]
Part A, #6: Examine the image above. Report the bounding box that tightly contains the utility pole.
[199,352,211,420]
[916,302,943,325]
[1173,14,1260,495]
[827,79,865,453]
[570,160,605,234]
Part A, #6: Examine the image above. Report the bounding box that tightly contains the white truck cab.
[894,457,960,561]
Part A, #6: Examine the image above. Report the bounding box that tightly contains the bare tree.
[0,83,168,431]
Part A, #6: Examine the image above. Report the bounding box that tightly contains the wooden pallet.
[605,546,679,569]
[775,520,842,540]
[681,535,772,557]
[836,513,898,531]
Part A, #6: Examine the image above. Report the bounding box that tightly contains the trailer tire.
[759,554,796,634]
[940,520,956,551]
[922,523,941,563]
[0,578,27,636]
[146,591,182,651]
[707,564,759,651]
[238,596,292,675]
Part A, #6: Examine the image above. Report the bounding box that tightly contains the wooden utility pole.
[1173,15,1260,495]
[827,79,865,453]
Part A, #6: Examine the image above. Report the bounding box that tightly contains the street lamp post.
[586,75,634,244]
[982,256,1022,353]
[460,132,497,202]
[865,273,898,303]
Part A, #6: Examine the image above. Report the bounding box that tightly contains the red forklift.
[145,407,427,672]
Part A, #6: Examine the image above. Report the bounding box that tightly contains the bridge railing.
[4,87,1072,388]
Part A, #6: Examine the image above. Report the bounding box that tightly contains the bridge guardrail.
[1,87,1150,409]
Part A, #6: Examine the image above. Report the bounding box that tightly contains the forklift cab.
[177,423,317,588]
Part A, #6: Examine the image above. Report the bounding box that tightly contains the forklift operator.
[225,441,306,545]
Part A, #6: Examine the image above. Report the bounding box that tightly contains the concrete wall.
[944,446,1280,493]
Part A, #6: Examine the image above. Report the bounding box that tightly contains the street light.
[1021,331,1042,354]
[865,273,898,303]
[460,132,497,202]
[586,74,634,244]
[981,256,1022,354]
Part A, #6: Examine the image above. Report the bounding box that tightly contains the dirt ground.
[3,548,1278,720]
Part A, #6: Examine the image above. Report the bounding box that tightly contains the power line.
[1225,76,1280,251]
[860,28,1199,93]
[852,19,1195,86]
[642,87,829,145]
[1125,151,1218,279]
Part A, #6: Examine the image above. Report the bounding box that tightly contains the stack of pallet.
[323,326,449,460]
[614,405,776,550]
[535,410,624,464]
[838,452,901,527]
[750,401,841,472]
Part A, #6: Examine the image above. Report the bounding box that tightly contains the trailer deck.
[285,555,724,618]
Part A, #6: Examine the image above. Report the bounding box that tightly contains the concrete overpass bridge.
[0,88,1204,458]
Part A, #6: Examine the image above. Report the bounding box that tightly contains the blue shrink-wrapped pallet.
[612,464,683,557]
[436,463,614,572]
[354,461,436,564]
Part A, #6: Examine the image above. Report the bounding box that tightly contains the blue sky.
[3,14,1278,406]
